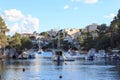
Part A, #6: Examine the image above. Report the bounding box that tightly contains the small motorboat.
[112,53,120,60]
[86,48,96,60]
[95,50,107,58]
[52,49,74,61]
[18,51,28,59]
[18,50,35,59]
[38,49,44,54]
[68,50,79,56]
[52,49,66,61]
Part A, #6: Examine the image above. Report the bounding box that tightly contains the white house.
[86,23,98,37]
[86,23,98,32]
[64,35,73,43]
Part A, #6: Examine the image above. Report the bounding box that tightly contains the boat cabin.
[51,50,67,61]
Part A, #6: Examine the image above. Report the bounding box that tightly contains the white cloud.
[10,23,19,32]
[71,0,81,2]
[1,9,39,35]
[64,5,70,10]
[84,0,98,4]
[70,0,98,4]
[2,9,24,21]
[104,13,116,19]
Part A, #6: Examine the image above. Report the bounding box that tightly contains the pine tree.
[0,16,9,48]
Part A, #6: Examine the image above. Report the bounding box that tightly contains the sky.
[0,0,120,35]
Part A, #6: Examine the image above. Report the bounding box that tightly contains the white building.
[64,35,73,43]
[86,23,98,32]
[48,29,58,37]
[86,23,98,37]
[65,28,80,36]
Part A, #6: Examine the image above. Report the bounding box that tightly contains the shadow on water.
[53,61,64,66]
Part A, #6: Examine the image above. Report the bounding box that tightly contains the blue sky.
[0,0,120,35]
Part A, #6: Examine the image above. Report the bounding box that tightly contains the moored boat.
[18,51,28,59]
[51,49,67,61]
[51,49,75,61]
[38,49,44,54]
[95,50,107,58]
[86,48,96,60]
[18,50,35,59]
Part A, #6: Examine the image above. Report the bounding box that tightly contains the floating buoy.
[23,68,25,72]
[59,75,62,79]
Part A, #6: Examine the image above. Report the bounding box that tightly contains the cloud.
[1,9,39,35]
[71,0,81,2]
[64,5,70,10]
[84,0,98,4]
[70,0,98,4]
[2,9,24,21]
[10,23,19,32]
[104,13,116,19]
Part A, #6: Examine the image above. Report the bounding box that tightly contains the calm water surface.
[0,52,120,80]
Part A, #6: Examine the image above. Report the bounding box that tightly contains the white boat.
[18,50,35,59]
[18,51,28,59]
[38,49,44,54]
[51,49,67,61]
[86,48,96,60]
[51,30,74,61]
[86,49,108,60]
[51,49,74,61]
[110,50,120,60]
[112,54,120,60]
[95,50,106,58]
[68,50,79,56]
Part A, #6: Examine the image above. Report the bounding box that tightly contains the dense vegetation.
[80,9,120,51]
[0,16,32,54]
[0,16,9,49]
[1,9,120,53]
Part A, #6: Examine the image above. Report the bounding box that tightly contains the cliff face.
[0,47,18,58]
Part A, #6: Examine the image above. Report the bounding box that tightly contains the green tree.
[21,37,33,50]
[81,37,96,51]
[77,36,83,43]
[0,33,8,48]
[40,32,50,38]
[0,16,9,34]
[9,33,21,48]
[96,36,111,50]
[97,24,108,38]
[0,16,9,48]
[110,9,120,49]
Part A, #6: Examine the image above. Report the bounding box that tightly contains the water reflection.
[0,53,120,80]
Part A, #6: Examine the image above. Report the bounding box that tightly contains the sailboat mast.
[57,31,60,49]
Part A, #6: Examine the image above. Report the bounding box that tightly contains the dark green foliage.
[81,9,120,50]
[77,36,83,43]
[40,32,50,38]
[81,37,96,51]
[109,9,120,49]
[96,36,111,50]
[21,37,33,50]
